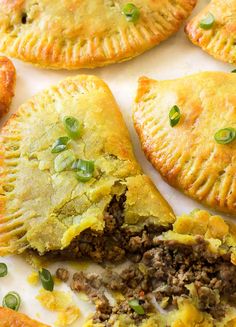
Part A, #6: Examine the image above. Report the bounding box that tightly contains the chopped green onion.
[232,69,236,73]
[63,116,81,139]
[51,136,70,153]
[199,13,215,30]
[169,105,181,127]
[122,3,140,22]
[2,292,21,311]
[214,128,236,144]
[72,159,95,173]
[128,299,145,315]
[76,170,93,183]
[0,263,8,277]
[39,268,54,292]
[54,150,75,172]
[76,171,93,183]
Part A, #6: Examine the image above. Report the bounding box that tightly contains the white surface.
[0,0,235,325]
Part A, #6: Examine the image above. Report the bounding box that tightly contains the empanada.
[0,0,197,69]
[0,307,50,327]
[0,75,175,258]
[133,72,236,215]
[186,0,236,65]
[0,56,15,118]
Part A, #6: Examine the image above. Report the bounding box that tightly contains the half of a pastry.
[186,0,236,65]
[0,0,197,69]
[0,75,175,259]
[133,72,236,215]
[0,307,50,327]
[0,56,15,118]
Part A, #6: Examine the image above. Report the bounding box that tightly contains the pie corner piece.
[133,72,236,216]
[0,0,197,69]
[0,56,16,118]
[185,0,236,65]
[0,74,175,256]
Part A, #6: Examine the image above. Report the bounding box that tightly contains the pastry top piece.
[0,0,196,69]
[0,307,50,327]
[133,72,236,215]
[186,0,236,65]
[0,56,16,118]
[0,75,174,256]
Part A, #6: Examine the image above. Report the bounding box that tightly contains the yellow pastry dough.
[0,75,174,256]
[186,0,236,65]
[0,307,50,327]
[0,56,16,118]
[0,0,196,69]
[133,72,236,215]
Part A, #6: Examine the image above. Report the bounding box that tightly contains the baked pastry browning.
[0,56,16,118]
[0,307,50,327]
[133,72,236,215]
[0,75,174,257]
[0,0,197,69]
[186,0,236,65]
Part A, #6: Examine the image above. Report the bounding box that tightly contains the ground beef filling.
[52,195,167,263]
[52,195,236,324]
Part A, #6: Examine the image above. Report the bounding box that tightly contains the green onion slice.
[199,13,215,30]
[51,136,70,153]
[76,171,93,183]
[72,159,95,174]
[169,105,181,127]
[0,263,8,277]
[122,3,140,22]
[2,292,21,311]
[214,128,236,144]
[128,299,145,315]
[39,268,54,292]
[63,116,81,139]
[232,69,236,73]
[54,150,75,172]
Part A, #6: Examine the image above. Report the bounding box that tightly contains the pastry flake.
[133,72,236,215]
[0,307,50,327]
[185,0,236,65]
[0,0,197,69]
[0,75,175,257]
[0,56,16,118]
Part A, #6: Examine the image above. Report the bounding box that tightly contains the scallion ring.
[63,116,82,139]
[128,299,145,315]
[169,105,181,127]
[51,136,70,153]
[76,171,93,183]
[72,159,95,174]
[214,127,236,144]
[0,263,8,277]
[122,3,140,22]
[232,69,236,73]
[54,150,75,172]
[39,268,54,292]
[199,13,215,30]
[2,292,21,311]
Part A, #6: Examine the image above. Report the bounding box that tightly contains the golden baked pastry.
[0,307,50,327]
[0,0,197,69]
[133,72,236,215]
[0,56,16,118]
[0,75,174,257]
[185,0,236,65]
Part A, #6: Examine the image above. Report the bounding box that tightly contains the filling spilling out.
[45,196,236,325]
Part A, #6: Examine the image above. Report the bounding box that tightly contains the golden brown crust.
[0,307,50,327]
[0,75,174,255]
[185,0,236,65]
[0,56,16,118]
[133,72,236,215]
[0,0,196,69]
